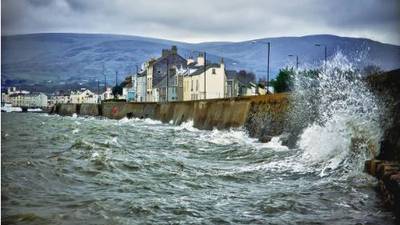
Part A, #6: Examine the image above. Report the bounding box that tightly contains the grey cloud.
[2,0,399,44]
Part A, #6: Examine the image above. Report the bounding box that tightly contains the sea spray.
[291,52,384,175]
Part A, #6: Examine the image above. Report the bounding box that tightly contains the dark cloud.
[27,0,53,7]
[2,0,399,44]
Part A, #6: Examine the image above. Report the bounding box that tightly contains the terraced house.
[143,46,187,102]
[183,55,226,100]
[133,46,265,102]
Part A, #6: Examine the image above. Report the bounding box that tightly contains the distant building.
[241,82,258,96]
[48,94,71,105]
[225,70,240,98]
[136,71,147,102]
[144,46,187,102]
[8,93,47,108]
[70,89,98,104]
[101,87,114,101]
[121,75,137,102]
[2,87,47,108]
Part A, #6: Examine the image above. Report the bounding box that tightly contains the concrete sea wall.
[52,94,290,141]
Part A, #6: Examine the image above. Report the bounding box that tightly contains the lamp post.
[267,42,270,93]
[166,58,169,102]
[135,65,139,102]
[315,44,327,71]
[102,64,107,92]
[288,54,299,70]
[115,70,118,87]
[203,52,206,100]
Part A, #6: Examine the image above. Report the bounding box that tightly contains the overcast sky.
[2,0,400,44]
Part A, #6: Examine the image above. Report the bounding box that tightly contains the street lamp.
[315,44,327,71]
[288,54,299,70]
[166,58,169,102]
[267,42,270,93]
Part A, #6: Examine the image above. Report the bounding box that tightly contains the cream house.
[183,57,226,100]
[145,59,156,102]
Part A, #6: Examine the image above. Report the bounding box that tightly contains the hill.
[2,33,399,92]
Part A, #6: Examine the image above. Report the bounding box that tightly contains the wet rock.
[365,159,400,221]
[259,135,272,143]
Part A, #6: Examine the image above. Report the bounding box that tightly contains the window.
[212,68,216,74]
[191,80,193,91]
[196,80,199,91]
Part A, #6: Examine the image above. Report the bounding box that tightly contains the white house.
[121,75,137,102]
[7,93,48,108]
[101,87,114,101]
[70,89,98,104]
[183,57,226,100]
[48,94,71,105]
[136,72,147,102]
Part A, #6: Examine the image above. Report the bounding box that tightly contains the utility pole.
[315,44,327,72]
[97,79,100,103]
[267,42,270,93]
[166,59,169,102]
[135,65,139,102]
[324,45,327,72]
[115,71,118,87]
[204,52,207,99]
[103,64,107,92]
[288,54,299,70]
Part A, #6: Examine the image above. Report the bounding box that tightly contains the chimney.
[162,49,170,57]
[187,56,195,65]
[197,52,205,66]
[171,45,177,54]
[220,57,225,70]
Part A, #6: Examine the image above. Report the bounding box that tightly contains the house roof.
[189,63,221,76]
[226,70,238,79]
[154,51,187,65]
[137,70,147,77]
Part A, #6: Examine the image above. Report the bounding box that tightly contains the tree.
[112,85,123,98]
[363,65,383,77]
[112,76,130,98]
[237,70,256,84]
[270,68,294,93]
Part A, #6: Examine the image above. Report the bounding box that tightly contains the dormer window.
[212,68,216,74]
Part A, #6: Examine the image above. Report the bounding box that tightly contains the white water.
[293,52,383,176]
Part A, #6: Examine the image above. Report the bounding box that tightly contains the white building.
[7,93,48,108]
[121,75,137,102]
[136,73,147,102]
[183,57,226,100]
[70,89,98,104]
[48,94,71,105]
[101,87,114,101]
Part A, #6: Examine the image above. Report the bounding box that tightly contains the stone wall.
[367,69,400,162]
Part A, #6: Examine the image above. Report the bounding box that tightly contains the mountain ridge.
[2,33,399,92]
